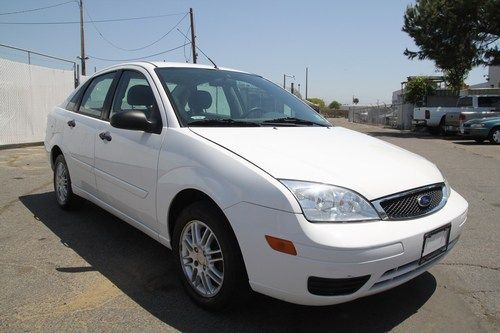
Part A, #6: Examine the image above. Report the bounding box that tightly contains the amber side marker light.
[265,235,297,256]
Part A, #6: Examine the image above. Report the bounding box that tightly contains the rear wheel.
[53,154,82,209]
[172,200,248,311]
[489,127,500,144]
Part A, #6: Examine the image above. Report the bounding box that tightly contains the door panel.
[63,72,116,195]
[63,113,99,195]
[94,70,163,232]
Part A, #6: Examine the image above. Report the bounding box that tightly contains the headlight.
[470,123,485,128]
[280,180,380,222]
[443,179,451,200]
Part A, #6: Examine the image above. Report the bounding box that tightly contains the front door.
[94,69,164,233]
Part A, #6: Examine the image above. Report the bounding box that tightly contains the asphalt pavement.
[0,119,498,332]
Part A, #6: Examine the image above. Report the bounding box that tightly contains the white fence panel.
[0,58,75,145]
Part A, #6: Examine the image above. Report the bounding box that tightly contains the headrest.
[188,90,212,110]
[127,85,155,106]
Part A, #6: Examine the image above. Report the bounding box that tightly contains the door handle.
[99,131,112,142]
[67,119,76,128]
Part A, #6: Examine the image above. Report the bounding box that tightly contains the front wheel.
[489,127,500,144]
[172,201,248,311]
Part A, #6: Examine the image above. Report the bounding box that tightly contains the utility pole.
[79,0,86,76]
[305,67,308,100]
[189,8,197,64]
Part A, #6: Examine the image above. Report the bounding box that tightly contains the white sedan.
[45,62,468,310]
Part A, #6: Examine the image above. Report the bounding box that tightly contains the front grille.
[307,275,370,296]
[375,184,444,220]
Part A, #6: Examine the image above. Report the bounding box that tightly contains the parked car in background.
[45,62,468,310]
[460,117,500,144]
[413,95,500,134]
[445,95,500,133]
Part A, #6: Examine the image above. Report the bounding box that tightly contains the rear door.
[94,69,164,233]
[63,72,117,196]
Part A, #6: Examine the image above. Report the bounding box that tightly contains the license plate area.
[419,224,451,265]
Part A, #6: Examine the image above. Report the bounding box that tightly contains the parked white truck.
[413,95,500,134]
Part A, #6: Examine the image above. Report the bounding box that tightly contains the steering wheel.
[243,107,267,119]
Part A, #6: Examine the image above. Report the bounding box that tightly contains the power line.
[0,0,75,16]
[85,7,188,52]
[0,12,187,25]
[87,43,190,62]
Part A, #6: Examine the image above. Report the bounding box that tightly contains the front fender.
[156,129,301,244]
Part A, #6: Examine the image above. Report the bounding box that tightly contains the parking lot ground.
[0,121,498,332]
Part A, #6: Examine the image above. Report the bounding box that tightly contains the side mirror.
[110,110,153,132]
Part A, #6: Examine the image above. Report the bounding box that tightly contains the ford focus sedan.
[45,62,468,310]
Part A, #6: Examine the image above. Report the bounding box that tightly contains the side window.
[79,73,115,118]
[111,71,158,121]
[196,83,231,116]
[457,97,472,107]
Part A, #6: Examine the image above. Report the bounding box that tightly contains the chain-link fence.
[0,44,81,146]
[348,104,414,130]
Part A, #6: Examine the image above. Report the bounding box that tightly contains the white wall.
[0,58,75,145]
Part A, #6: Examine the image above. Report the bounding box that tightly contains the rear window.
[478,96,500,108]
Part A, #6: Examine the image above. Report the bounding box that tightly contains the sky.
[0,0,490,105]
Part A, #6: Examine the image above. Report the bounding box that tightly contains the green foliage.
[403,0,499,91]
[306,98,326,108]
[328,100,342,109]
[404,76,436,105]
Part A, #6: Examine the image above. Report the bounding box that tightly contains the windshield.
[155,68,330,127]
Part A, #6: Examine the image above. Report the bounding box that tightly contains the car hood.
[190,126,444,200]
[466,117,500,125]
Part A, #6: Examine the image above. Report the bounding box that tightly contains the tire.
[489,127,500,145]
[172,200,248,311]
[428,126,440,135]
[438,117,446,136]
[53,154,82,210]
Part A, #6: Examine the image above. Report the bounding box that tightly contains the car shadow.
[20,192,437,332]
[452,141,496,146]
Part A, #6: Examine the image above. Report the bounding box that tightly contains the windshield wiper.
[262,117,330,127]
[188,119,261,127]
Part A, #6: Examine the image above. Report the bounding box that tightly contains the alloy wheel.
[55,162,69,204]
[492,129,500,143]
[179,220,224,297]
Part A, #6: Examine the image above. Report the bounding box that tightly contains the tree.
[328,100,342,109]
[403,0,499,91]
[306,98,326,108]
[404,76,436,105]
[352,97,359,105]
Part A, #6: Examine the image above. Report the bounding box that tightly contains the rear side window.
[65,83,88,112]
[79,72,115,118]
[478,96,500,108]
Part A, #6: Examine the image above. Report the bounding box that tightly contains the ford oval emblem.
[417,194,432,208]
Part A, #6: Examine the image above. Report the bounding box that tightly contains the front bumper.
[224,189,468,306]
[459,126,489,139]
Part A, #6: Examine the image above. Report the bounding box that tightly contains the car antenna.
[176,28,218,69]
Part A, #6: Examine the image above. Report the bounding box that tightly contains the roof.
[96,61,249,75]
